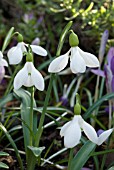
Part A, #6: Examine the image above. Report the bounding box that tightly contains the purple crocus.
[92,47,114,93]
[99,30,109,64]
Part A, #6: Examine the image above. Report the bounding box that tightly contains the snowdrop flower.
[14,62,44,91]
[0,51,8,67]
[7,36,47,65]
[0,51,8,83]
[48,31,99,74]
[60,115,113,148]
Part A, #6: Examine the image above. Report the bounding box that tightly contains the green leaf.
[0,152,9,156]
[2,27,14,52]
[0,123,23,170]
[70,141,96,170]
[108,167,114,170]
[27,146,45,158]
[84,93,114,119]
[13,89,37,151]
[0,93,14,108]
[0,162,9,169]
[56,21,73,57]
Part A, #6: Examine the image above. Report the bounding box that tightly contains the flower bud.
[17,33,23,42]
[69,31,79,47]
[26,52,33,62]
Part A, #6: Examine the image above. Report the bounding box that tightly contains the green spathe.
[69,31,79,47]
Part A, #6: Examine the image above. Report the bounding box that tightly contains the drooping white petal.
[30,45,47,56]
[14,65,28,89]
[0,51,3,60]
[78,47,100,68]
[0,59,8,67]
[60,121,72,137]
[19,42,27,53]
[97,128,113,145]
[48,51,69,73]
[61,116,81,148]
[7,46,23,65]
[31,63,44,91]
[82,120,98,144]
[64,120,81,148]
[70,47,86,73]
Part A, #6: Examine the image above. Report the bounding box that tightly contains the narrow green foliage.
[0,123,23,170]
[84,93,114,119]
[2,27,14,52]
[70,141,96,170]
[0,152,9,156]
[13,89,37,151]
[56,21,73,57]
[0,162,9,169]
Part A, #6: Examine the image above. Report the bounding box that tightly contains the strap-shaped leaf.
[70,141,96,170]
[14,89,37,151]
[2,27,14,52]
[0,93,14,108]
[0,162,9,169]
[84,93,114,119]
[0,123,23,170]
[0,152,9,156]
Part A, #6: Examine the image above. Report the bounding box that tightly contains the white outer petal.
[61,116,81,148]
[0,51,3,60]
[48,51,69,73]
[97,128,113,145]
[19,42,27,53]
[82,120,98,144]
[30,45,47,56]
[70,47,86,73]
[60,121,72,137]
[64,122,81,148]
[14,65,28,89]
[78,47,100,68]
[0,59,8,67]
[31,63,44,91]
[7,46,23,65]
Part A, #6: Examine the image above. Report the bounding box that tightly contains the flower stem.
[4,65,21,96]
[29,86,34,146]
[68,148,73,170]
[35,73,55,147]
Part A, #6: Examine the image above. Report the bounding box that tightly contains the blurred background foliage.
[0,0,113,54]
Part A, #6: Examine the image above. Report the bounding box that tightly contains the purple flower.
[97,129,104,137]
[92,47,114,93]
[99,30,109,64]
[60,96,68,106]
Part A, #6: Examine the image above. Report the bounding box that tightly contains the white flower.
[7,42,47,65]
[14,62,44,91]
[48,47,99,74]
[0,51,8,67]
[60,115,113,148]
